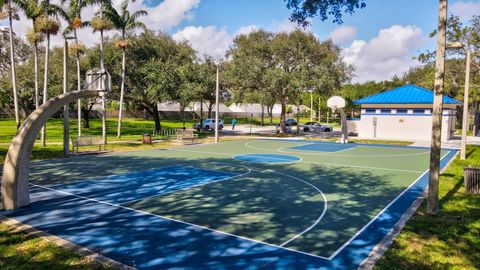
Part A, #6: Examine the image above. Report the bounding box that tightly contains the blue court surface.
[0,139,458,269]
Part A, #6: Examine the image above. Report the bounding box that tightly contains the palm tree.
[90,0,112,144]
[35,1,61,146]
[61,0,90,136]
[15,0,44,111]
[103,0,146,138]
[1,0,20,129]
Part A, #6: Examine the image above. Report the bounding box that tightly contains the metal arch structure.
[1,90,100,210]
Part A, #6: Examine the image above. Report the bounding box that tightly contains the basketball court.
[0,139,457,269]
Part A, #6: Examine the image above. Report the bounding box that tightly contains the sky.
[2,0,480,83]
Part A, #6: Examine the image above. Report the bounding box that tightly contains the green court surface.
[20,139,451,265]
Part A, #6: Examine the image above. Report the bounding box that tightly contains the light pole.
[214,64,220,143]
[308,88,314,121]
[318,95,321,122]
[460,48,471,160]
[446,42,474,160]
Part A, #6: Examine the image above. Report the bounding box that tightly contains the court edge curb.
[0,215,137,270]
[358,150,459,270]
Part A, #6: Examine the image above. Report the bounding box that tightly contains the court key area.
[0,139,457,269]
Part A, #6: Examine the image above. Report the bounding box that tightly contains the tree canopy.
[284,0,366,26]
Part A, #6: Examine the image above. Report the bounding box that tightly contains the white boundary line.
[326,150,452,260]
[245,140,431,158]
[232,154,302,164]
[30,171,332,261]
[278,143,360,154]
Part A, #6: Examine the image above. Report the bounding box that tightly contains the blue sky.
[3,0,480,82]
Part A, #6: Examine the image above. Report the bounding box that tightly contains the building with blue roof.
[348,84,461,141]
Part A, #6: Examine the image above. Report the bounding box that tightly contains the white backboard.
[327,96,346,109]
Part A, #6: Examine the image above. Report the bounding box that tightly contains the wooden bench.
[72,135,106,153]
[175,130,198,144]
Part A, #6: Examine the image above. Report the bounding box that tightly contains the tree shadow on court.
[1,151,422,269]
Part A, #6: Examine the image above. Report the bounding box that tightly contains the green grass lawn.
[0,118,196,143]
[0,223,113,270]
[375,146,480,270]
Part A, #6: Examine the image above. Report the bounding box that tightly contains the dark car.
[302,122,332,132]
[285,119,297,126]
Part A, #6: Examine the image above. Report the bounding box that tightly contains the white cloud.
[173,25,231,60]
[342,25,424,82]
[271,18,308,33]
[328,26,357,45]
[139,0,200,31]
[450,1,480,21]
[235,25,259,36]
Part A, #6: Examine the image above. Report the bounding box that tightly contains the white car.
[193,119,224,131]
[302,122,332,132]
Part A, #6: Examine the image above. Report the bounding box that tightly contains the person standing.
[232,118,237,130]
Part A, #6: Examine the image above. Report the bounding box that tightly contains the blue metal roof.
[353,84,461,105]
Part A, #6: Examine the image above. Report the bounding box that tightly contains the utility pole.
[318,96,321,122]
[308,89,314,121]
[460,49,471,160]
[214,65,220,143]
[427,0,448,215]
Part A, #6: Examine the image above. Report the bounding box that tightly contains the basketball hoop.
[327,96,346,112]
[327,96,349,144]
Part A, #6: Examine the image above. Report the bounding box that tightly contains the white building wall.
[349,109,456,141]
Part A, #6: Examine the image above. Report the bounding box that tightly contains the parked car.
[302,122,332,132]
[193,119,224,131]
[276,122,293,134]
[285,118,297,126]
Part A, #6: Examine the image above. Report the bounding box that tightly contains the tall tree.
[103,0,147,138]
[61,0,91,136]
[227,29,350,133]
[15,0,45,113]
[90,0,112,144]
[1,0,21,128]
[35,1,61,146]
[225,30,278,125]
[125,32,195,133]
[428,0,448,215]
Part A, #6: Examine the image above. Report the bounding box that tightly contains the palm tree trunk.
[41,33,50,147]
[117,30,126,138]
[33,41,39,110]
[8,1,20,130]
[74,29,82,137]
[100,28,107,144]
[99,2,107,144]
